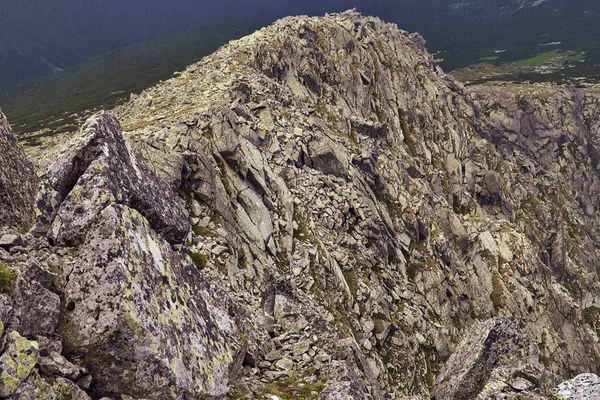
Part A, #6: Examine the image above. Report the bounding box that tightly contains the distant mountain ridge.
[2,0,600,92]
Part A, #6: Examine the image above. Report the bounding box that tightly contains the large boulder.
[0,110,38,230]
[34,112,189,245]
[34,113,243,398]
[59,203,243,398]
[432,318,557,399]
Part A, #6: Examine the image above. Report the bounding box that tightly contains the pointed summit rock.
[0,110,38,230]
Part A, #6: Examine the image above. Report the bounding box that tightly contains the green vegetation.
[0,262,18,294]
[517,51,561,67]
[0,19,262,141]
[259,375,327,400]
[583,306,600,329]
[190,252,208,269]
[55,386,74,400]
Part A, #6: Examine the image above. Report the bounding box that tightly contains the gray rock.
[39,351,84,380]
[0,111,38,230]
[34,112,189,245]
[432,318,553,400]
[11,279,60,337]
[307,135,349,178]
[0,331,39,397]
[0,234,19,248]
[555,373,600,400]
[275,357,294,371]
[57,203,243,399]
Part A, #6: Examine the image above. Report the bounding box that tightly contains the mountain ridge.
[0,10,599,399]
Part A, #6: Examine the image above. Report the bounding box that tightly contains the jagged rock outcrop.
[33,113,189,245]
[432,318,558,399]
[3,9,600,400]
[111,10,600,398]
[0,110,38,231]
[0,113,244,398]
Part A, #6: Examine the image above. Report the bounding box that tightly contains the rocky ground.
[2,10,600,399]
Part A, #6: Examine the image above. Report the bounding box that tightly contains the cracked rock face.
[3,9,600,400]
[34,113,190,245]
[0,111,38,231]
[432,317,558,399]
[42,113,243,399]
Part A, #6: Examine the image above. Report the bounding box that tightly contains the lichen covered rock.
[432,318,557,399]
[34,112,189,245]
[0,331,39,397]
[59,203,242,398]
[29,113,244,398]
[0,110,38,230]
[555,373,600,399]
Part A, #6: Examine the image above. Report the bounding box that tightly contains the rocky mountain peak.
[1,10,600,399]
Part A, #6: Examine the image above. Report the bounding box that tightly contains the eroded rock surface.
[2,9,600,400]
[432,318,558,399]
[0,110,38,231]
[555,373,600,399]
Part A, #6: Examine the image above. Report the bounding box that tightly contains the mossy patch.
[259,374,327,400]
[190,252,208,269]
[0,263,18,295]
[583,306,600,330]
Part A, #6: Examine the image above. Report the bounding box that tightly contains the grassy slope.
[0,19,263,139]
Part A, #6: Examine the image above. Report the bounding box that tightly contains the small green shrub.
[0,262,18,294]
[190,252,208,269]
[583,306,600,328]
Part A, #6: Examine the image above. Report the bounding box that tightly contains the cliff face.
[0,113,38,230]
[2,10,600,400]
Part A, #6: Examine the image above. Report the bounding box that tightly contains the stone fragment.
[39,351,84,380]
[0,332,39,397]
[275,357,294,371]
[432,318,552,399]
[11,279,60,337]
[0,234,19,248]
[307,135,349,178]
[555,373,600,400]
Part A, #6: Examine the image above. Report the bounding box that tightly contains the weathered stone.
[307,135,349,178]
[555,373,600,399]
[0,111,38,230]
[0,234,19,248]
[274,357,294,371]
[432,318,551,399]
[10,279,60,337]
[39,351,84,380]
[34,112,189,245]
[59,204,243,399]
[0,331,39,397]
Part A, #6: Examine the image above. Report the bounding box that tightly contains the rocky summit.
[2,9,600,399]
